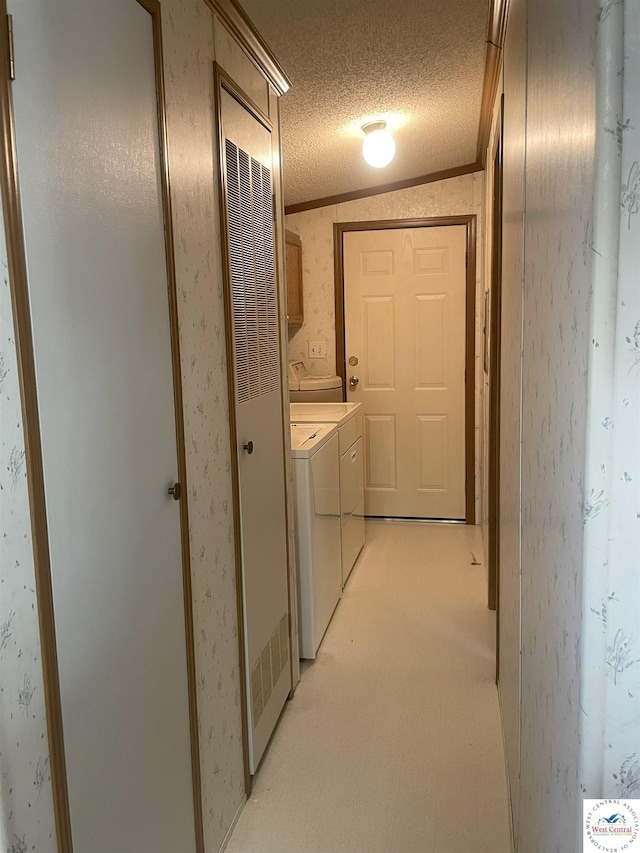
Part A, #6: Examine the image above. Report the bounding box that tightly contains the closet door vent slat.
[225,140,280,403]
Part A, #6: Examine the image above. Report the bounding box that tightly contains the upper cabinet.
[285,229,303,326]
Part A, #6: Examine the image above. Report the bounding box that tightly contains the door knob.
[243,440,254,454]
[349,375,360,389]
[168,482,182,501]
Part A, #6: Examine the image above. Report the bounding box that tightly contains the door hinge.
[7,15,15,81]
[272,194,277,221]
[465,250,468,267]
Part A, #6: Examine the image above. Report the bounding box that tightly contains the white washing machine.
[289,360,343,402]
[290,422,342,659]
[289,403,365,587]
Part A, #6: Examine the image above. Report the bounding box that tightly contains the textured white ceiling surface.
[240,0,489,206]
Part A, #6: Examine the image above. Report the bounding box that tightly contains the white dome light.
[361,120,396,168]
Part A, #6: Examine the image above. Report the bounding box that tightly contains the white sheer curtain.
[581,0,640,799]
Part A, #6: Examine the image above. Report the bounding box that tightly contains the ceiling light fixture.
[361,120,396,168]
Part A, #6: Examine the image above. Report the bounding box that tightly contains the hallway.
[227,522,511,853]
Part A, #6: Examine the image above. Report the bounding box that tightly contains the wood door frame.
[334,216,477,525]
[213,62,267,797]
[488,98,504,672]
[0,3,205,850]
[213,61,295,789]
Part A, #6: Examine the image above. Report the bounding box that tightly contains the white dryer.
[289,403,365,587]
[291,422,342,659]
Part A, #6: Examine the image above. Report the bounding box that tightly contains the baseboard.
[497,681,517,853]
[218,793,248,853]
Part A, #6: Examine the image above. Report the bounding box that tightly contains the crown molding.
[284,162,482,216]
[476,0,509,165]
[204,0,291,95]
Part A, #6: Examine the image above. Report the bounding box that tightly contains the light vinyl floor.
[227,521,512,853]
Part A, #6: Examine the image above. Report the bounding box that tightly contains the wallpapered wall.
[516,0,595,848]
[495,0,594,848]
[0,198,57,848]
[285,174,486,522]
[161,1,258,848]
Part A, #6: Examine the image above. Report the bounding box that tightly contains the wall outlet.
[308,340,326,359]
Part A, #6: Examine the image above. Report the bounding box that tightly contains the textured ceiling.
[239,0,489,207]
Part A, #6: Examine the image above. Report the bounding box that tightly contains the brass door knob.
[349,376,360,389]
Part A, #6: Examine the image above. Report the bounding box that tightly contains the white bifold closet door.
[9,1,197,851]
[221,89,291,773]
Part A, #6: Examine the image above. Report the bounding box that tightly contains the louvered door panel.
[223,126,290,775]
[225,139,280,402]
[225,141,249,402]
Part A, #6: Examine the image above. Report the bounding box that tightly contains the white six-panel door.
[10,2,197,850]
[344,226,467,520]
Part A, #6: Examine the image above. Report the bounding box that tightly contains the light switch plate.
[308,340,326,359]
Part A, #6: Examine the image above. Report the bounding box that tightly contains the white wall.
[286,174,486,522]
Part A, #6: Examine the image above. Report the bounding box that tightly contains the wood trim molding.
[203,0,291,95]
[476,0,509,166]
[212,61,253,796]
[489,97,504,685]
[464,215,478,525]
[216,61,273,131]
[285,162,482,216]
[0,8,74,852]
[143,2,205,849]
[333,216,477,524]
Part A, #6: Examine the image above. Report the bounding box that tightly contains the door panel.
[416,295,446,387]
[363,296,395,388]
[221,90,291,773]
[417,415,448,489]
[344,226,467,519]
[364,415,397,490]
[10,1,196,850]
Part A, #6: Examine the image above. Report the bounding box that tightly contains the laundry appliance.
[288,360,343,402]
[290,422,342,658]
[289,403,364,586]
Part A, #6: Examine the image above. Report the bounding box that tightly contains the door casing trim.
[488,97,505,673]
[334,216,477,525]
